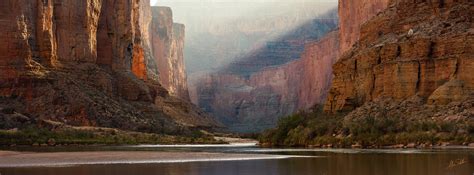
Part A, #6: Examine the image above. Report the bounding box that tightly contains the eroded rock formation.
[0,0,216,133]
[325,0,474,113]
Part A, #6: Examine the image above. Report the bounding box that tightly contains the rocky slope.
[0,0,217,135]
[151,7,189,100]
[191,11,339,132]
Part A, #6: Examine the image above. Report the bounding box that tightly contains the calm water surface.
[0,144,473,175]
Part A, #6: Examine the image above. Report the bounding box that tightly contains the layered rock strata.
[0,0,216,133]
[325,0,474,113]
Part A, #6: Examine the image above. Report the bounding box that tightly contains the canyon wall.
[192,30,340,132]
[190,11,339,132]
[55,0,102,63]
[0,0,108,74]
[338,0,390,54]
[170,23,190,100]
[151,7,189,100]
[192,0,473,133]
[194,60,303,132]
[0,0,216,133]
[325,0,474,113]
[297,31,340,110]
[97,0,154,80]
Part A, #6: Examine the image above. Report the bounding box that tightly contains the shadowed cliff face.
[325,0,474,113]
[0,0,217,133]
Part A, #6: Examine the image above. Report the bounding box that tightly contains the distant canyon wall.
[190,15,339,132]
[151,7,189,100]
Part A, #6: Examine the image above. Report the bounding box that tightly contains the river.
[0,143,473,175]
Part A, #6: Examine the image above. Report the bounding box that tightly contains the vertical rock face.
[151,6,173,87]
[97,0,154,80]
[151,7,189,100]
[54,0,102,63]
[0,0,216,133]
[338,0,389,54]
[297,31,340,110]
[325,0,474,113]
[132,0,152,80]
[36,0,57,66]
[0,0,103,71]
[171,23,190,100]
[0,0,56,78]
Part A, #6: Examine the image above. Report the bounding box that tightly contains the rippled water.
[0,144,473,175]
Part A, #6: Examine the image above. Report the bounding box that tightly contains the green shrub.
[259,106,473,147]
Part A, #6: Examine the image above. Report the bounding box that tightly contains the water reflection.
[0,146,473,175]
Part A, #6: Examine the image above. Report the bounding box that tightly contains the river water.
[0,143,473,175]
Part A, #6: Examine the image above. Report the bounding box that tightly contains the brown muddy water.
[0,144,472,175]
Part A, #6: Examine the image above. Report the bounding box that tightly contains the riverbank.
[259,104,474,148]
[0,126,226,147]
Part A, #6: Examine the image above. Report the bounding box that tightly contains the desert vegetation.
[260,101,474,148]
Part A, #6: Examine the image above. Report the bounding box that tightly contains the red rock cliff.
[151,7,189,100]
[298,31,340,110]
[0,0,217,133]
[170,23,190,100]
[325,0,474,113]
[97,0,154,80]
[338,0,389,54]
[55,0,102,63]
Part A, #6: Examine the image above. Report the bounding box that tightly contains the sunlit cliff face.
[152,0,338,74]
